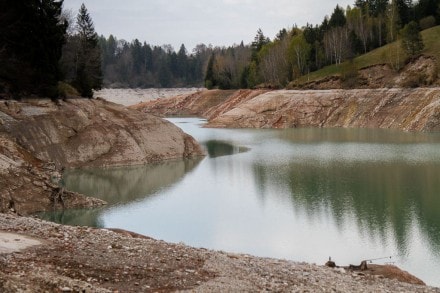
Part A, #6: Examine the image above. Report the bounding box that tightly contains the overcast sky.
[63,0,355,52]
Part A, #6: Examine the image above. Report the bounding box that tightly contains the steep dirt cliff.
[0,133,106,214]
[289,55,439,90]
[206,88,440,131]
[137,88,440,132]
[0,98,203,168]
[0,98,204,214]
[133,89,270,121]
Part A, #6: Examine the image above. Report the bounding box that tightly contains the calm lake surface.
[40,118,440,287]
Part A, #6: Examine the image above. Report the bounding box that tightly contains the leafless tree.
[324,26,349,65]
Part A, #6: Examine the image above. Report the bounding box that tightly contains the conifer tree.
[400,21,424,56]
[0,0,67,97]
[329,5,347,27]
[204,53,216,89]
[251,29,270,63]
[73,3,102,97]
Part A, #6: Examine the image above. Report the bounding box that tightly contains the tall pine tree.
[73,3,102,97]
[0,0,67,98]
[204,53,216,89]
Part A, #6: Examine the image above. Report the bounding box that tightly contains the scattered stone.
[1,212,436,292]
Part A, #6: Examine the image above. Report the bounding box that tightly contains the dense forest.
[97,0,439,89]
[0,0,439,98]
[0,0,67,97]
[1,1,102,98]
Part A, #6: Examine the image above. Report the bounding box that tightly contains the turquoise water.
[40,118,440,287]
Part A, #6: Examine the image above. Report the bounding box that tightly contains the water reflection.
[252,161,440,256]
[62,158,201,204]
[39,158,202,226]
[278,127,440,144]
[39,118,440,286]
[204,140,249,158]
[42,207,106,227]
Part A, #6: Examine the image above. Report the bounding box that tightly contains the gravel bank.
[1,213,438,292]
[95,88,203,106]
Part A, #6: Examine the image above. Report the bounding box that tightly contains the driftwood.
[348,260,368,271]
[325,257,368,271]
[51,187,65,208]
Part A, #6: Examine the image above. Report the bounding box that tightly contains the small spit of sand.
[94,88,203,106]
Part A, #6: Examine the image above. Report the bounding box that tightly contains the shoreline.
[1,212,439,292]
[1,92,439,291]
[133,88,440,132]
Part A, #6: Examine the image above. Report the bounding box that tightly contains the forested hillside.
[1,0,439,98]
[96,0,440,89]
[1,1,102,98]
[204,0,440,89]
[0,0,66,97]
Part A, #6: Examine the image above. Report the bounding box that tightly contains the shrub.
[401,73,427,88]
[341,61,358,89]
[419,16,436,30]
[58,82,79,97]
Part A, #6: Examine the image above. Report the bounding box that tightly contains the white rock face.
[0,98,204,169]
[0,98,204,214]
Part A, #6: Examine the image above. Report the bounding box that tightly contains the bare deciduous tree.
[324,26,349,65]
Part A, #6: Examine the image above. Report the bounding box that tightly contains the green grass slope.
[292,25,440,86]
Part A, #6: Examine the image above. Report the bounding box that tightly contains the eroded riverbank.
[134,88,440,132]
[39,117,440,287]
[1,93,440,291]
[0,98,204,215]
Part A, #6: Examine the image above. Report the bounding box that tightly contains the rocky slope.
[136,88,440,132]
[1,98,203,168]
[289,55,439,90]
[132,89,269,119]
[207,88,440,131]
[0,133,106,215]
[1,213,439,292]
[0,98,204,214]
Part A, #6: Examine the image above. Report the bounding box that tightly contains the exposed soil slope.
[132,89,269,118]
[136,88,440,132]
[0,98,204,214]
[289,50,439,90]
[1,98,203,169]
[0,132,105,215]
[207,88,440,131]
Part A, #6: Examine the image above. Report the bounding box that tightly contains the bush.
[419,16,436,30]
[341,61,358,89]
[205,80,214,90]
[58,82,79,97]
[401,73,428,88]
